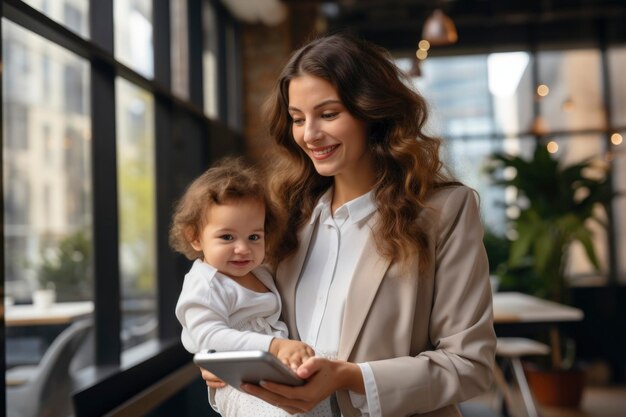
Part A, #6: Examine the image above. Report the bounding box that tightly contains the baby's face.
[191,198,266,277]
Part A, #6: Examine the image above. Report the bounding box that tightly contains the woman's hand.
[199,367,226,389]
[241,356,364,414]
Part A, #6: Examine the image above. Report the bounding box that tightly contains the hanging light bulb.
[537,84,550,97]
[422,9,458,46]
[546,140,559,154]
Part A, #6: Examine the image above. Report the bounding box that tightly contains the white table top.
[4,293,580,326]
[5,301,94,327]
[493,291,584,323]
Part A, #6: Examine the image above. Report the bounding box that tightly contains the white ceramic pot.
[33,288,56,308]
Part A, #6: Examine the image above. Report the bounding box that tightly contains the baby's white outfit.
[175,260,334,417]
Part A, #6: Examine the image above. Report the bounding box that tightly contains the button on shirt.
[295,189,382,417]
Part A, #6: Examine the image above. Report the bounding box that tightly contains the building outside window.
[400,47,625,284]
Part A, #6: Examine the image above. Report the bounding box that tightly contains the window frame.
[1,0,243,412]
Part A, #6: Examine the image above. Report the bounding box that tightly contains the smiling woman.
[201,33,496,417]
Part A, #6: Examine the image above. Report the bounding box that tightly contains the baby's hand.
[269,339,315,371]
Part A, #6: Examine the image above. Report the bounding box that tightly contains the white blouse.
[295,189,382,417]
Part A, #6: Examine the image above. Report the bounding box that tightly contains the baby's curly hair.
[169,157,276,261]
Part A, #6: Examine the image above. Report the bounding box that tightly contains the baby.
[171,157,332,417]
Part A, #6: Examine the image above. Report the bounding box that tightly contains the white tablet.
[193,350,305,389]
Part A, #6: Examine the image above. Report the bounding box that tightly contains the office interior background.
[1,0,625,415]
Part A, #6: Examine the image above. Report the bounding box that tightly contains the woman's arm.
[367,186,496,415]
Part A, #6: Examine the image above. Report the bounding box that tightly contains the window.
[22,0,89,38]
[413,55,495,137]
[2,22,93,410]
[170,0,189,99]
[408,48,623,284]
[608,47,626,128]
[608,50,626,282]
[63,63,86,114]
[537,50,606,132]
[116,78,157,349]
[63,2,85,35]
[2,19,92,306]
[202,1,219,118]
[114,0,154,79]
[4,103,29,150]
[1,1,241,415]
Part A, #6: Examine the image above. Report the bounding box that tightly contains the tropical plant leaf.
[509,216,540,266]
[484,142,612,304]
[574,226,601,270]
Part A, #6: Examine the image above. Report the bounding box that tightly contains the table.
[491,292,584,417]
[493,291,584,324]
[5,301,94,327]
[493,291,584,367]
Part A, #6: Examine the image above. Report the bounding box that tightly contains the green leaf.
[483,141,613,303]
[574,226,601,270]
[509,218,539,266]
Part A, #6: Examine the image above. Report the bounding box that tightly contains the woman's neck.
[331,175,376,213]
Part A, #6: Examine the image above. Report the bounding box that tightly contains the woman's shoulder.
[426,183,476,206]
[421,184,480,229]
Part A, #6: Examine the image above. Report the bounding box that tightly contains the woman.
[203,33,496,417]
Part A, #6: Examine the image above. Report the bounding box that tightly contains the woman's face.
[287,74,373,184]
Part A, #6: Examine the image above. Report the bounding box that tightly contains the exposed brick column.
[241,4,320,161]
[241,22,291,161]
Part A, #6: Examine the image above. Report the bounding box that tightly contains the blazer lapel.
[338,219,391,360]
[276,221,315,341]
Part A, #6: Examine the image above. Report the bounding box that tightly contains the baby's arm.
[269,338,315,371]
[175,271,275,353]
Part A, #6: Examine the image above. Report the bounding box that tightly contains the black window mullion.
[225,21,243,131]
[90,0,114,55]
[155,101,180,341]
[187,0,204,109]
[90,0,121,366]
[153,0,171,89]
[598,22,619,286]
[0,14,6,415]
[215,1,228,122]
[153,0,179,340]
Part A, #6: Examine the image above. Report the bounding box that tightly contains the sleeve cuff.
[348,363,381,417]
[244,333,275,352]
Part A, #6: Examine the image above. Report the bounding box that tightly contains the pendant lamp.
[422,9,458,46]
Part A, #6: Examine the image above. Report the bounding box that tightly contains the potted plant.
[37,230,93,302]
[484,142,613,407]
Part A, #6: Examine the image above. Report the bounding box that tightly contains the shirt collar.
[309,188,333,225]
[309,187,377,225]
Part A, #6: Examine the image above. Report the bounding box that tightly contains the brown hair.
[264,33,458,270]
[169,157,277,261]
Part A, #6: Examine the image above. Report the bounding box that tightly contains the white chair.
[6,318,93,417]
[493,337,550,417]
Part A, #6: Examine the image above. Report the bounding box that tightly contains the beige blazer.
[275,185,496,417]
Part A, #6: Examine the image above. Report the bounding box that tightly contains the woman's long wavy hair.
[264,33,458,271]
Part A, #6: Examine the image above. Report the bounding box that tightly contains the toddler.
[171,158,333,417]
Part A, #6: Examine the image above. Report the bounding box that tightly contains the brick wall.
[240,4,319,161]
